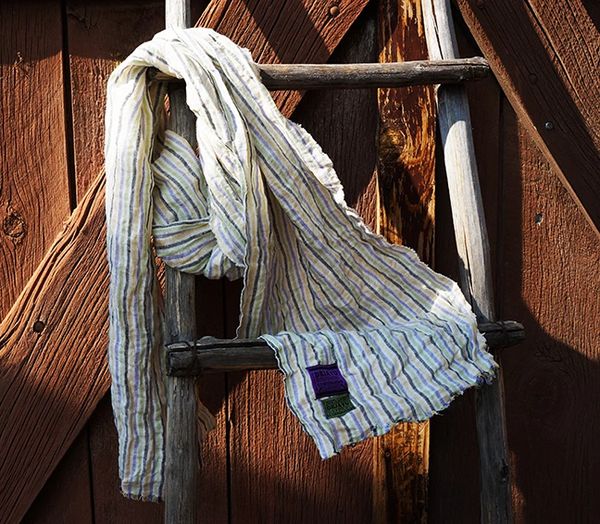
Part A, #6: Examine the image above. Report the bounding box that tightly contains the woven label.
[306,363,348,399]
[321,393,355,419]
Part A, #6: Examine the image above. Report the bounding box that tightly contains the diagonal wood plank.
[455,0,600,236]
[0,2,371,521]
[198,0,370,116]
[0,174,109,524]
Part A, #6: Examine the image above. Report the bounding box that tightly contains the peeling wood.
[372,0,437,521]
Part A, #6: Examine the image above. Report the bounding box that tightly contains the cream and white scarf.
[105,27,497,501]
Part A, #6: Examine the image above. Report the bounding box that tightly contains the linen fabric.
[105,27,498,501]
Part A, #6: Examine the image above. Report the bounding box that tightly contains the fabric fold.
[105,27,497,501]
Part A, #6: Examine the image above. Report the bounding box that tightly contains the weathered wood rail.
[150,57,490,89]
[422,0,513,522]
[167,321,525,376]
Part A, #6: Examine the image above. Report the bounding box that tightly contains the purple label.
[306,363,348,399]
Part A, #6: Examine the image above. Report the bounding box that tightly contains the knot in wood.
[378,126,405,165]
[3,211,27,243]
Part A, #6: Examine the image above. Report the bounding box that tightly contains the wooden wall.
[0,0,596,522]
[428,8,600,523]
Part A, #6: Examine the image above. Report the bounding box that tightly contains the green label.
[321,393,355,419]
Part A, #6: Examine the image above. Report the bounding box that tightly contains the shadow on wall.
[429,6,600,523]
[15,1,600,522]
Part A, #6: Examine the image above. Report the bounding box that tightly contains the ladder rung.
[167,320,524,376]
[149,57,489,90]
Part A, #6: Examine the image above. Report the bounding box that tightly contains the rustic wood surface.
[9,1,600,522]
[372,1,437,520]
[422,0,512,522]
[151,57,491,88]
[428,16,506,522]
[22,3,169,523]
[0,0,72,319]
[66,0,179,198]
[65,3,228,523]
[455,0,600,235]
[429,9,600,521]
[0,172,109,524]
[21,429,94,524]
[164,1,202,513]
[499,105,600,523]
[0,4,78,522]
[166,322,525,375]
[197,0,370,117]
[3,1,372,521]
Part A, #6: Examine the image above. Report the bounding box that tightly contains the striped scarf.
[105,27,497,501]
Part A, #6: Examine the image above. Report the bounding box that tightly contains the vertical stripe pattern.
[105,28,498,501]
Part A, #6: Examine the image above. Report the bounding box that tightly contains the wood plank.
[66,0,168,198]
[372,1,437,519]
[455,0,600,235]
[227,7,378,523]
[21,429,94,524]
[64,2,211,522]
[0,2,75,523]
[429,6,600,522]
[197,0,371,117]
[0,0,72,319]
[0,2,373,521]
[66,2,228,522]
[86,285,228,524]
[499,101,600,523]
[0,174,109,524]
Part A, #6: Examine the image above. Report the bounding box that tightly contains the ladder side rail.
[164,2,201,523]
[422,1,512,522]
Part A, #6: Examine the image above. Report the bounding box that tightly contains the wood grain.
[152,57,491,88]
[455,0,600,235]
[65,0,167,198]
[0,174,109,524]
[0,0,71,319]
[226,6,379,523]
[163,6,202,509]
[87,397,164,524]
[422,1,512,521]
[428,16,505,522]
[197,0,371,116]
[166,322,525,375]
[372,1,437,518]
[64,2,182,522]
[21,429,94,524]
[429,13,600,521]
[0,1,372,520]
[499,102,600,523]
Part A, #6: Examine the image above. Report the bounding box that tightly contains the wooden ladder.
[161,0,523,522]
